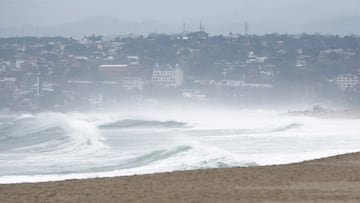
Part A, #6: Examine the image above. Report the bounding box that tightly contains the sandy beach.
[1,152,360,203]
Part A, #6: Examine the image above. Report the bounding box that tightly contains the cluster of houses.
[70,63,184,90]
[1,33,360,110]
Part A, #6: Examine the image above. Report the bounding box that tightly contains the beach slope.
[1,153,360,202]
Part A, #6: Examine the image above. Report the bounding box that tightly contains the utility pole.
[199,21,205,32]
[36,76,40,97]
[245,21,248,36]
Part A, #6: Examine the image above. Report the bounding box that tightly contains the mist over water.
[1,106,360,184]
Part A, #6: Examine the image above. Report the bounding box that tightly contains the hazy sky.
[1,0,360,37]
[1,0,359,26]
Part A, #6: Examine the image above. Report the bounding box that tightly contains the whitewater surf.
[1,109,359,184]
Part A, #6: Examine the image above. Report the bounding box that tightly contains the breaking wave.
[1,110,360,184]
[188,122,303,137]
[99,119,188,129]
[272,123,303,132]
[0,112,107,154]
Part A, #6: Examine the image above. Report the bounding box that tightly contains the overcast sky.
[0,0,359,26]
[0,0,360,36]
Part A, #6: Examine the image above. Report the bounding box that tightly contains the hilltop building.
[336,74,358,90]
[98,64,144,80]
[296,49,310,69]
[122,77,144,90]
[246,51,267,64]
[0,77,16,90]
[152,64,184,88]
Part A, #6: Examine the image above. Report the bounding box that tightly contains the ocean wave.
[188,122,303,137]
[44,144,252,177]
[123,145,192,168]
[82,145,194,173]
[75,145,194,173]
[99,119,188,129]
[0,112,107,154]
[1,110,359,184]
[181,158,258,170]
[271,123,303,132]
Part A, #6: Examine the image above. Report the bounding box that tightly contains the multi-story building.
[336,74,359,90]
[98,64,145,81]
[122,77,144,90]
[0,77,16,91]
[296,49,310,69]
[152,65,184,88]
[246,51,267,64]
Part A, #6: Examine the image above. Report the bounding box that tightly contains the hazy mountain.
[1,15,360,38]
[300,16,360,36]
[0,16,177,38]
[1,0,360,37]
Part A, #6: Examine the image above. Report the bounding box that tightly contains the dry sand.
[2,153,360,203]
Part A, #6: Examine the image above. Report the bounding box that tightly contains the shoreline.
[1,152,360,202]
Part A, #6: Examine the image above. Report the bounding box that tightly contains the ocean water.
[0,108,360,184]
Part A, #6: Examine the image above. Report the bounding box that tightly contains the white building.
[217,80,245,87]
[216,80,272,88]
[246,51,267,64]
[98,64,128,72]
[336,74,358,90]
[319,49,355,61]
[296,49,310,69]
[0,78,16,90]
[182,90,207,101]
[122,77,144,90]
[15,60,24,70]
[296,56,307,68]
[127,56,140,65]
[152,65,184,88]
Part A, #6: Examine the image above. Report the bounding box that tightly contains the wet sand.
[1,153,360,203]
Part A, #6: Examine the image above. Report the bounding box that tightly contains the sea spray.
[1,109,360,184]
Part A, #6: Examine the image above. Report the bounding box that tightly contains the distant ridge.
[1,16,360,38]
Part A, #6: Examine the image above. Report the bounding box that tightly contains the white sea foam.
[1,109,360,184]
